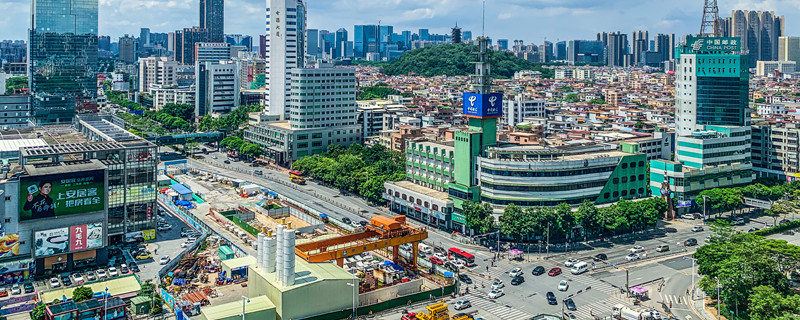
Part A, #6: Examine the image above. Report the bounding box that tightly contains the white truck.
[612,304,663,320]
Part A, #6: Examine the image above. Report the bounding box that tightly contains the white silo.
[282,228,296,285]
[256,232,265,269]
[275,224,285,281]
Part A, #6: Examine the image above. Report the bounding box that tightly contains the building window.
[622,190,628,197]
[395,192,400,197]
[639,174,645,181]
[604,192,610,198]
[622,177,628,183]
[613,191,619,197]
[639,161,645,167]
[622,163,628,169]
[402,195,407,200]
[613,178,619,184]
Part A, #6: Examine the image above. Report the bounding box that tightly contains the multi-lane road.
[163,149,779,319]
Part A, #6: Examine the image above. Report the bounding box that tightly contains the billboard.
[34,228,69,257]
[686,36,740,53]
[70,223,103,252]
[462,92,503,119]
[0,234,20,258]
[19,170,106,221]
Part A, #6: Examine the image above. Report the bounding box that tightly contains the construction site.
[157,168,459,320]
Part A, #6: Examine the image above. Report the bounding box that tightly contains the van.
[254,170,263,176]
[418,243,433,255]
[570,261,589,274]
[656,245,670,252]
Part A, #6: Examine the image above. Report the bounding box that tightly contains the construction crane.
[294,215,428,268]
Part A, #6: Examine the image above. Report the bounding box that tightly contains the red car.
[401,312,417,320]
[548,267,562,276]
[430,256,443,265]
[0,289,7,297]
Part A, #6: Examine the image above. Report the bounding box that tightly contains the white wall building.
[756,103,786,117]
[265,0,306,116]
[502,95,546,127]
[195,61,239,116]
[138,57,179,93]
[756,60,797,77]
[152,86,195,110]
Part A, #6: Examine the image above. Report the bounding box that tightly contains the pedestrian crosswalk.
[466,293,533,320]
[569,295,630,320]
[661,293,688,306]
[565,274,620,295]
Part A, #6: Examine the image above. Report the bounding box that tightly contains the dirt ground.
[207,281,250,306]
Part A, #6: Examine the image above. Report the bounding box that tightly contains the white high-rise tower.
[265,0,306,116]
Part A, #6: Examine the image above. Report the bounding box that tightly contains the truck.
[612,304,663,320]
[289,170,306,185]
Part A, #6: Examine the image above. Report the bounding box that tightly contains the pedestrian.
[670,301,672,309]
[486,265,489,272]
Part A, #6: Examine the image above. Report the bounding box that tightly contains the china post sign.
[687,36,740,53]
[462,93,503,119]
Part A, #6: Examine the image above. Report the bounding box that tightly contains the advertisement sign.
[686,36,740,52]
[677,200,694,208]
[462,92,503,119]
[34,228,69,257]
[69,223,102,252]
[86,223,103,249]
[19,170,106,221]
[143,229,156,241]
[0,234,19,258]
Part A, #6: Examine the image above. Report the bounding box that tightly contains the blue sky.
[2,0,799,44]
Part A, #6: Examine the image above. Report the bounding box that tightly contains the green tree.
[767,200,795,225]
[589,98,606,104]
[73,286,94,302]
[754,98,766,103]
[31,303,46,320]
[564,94,580,103]
[574,200,601,237]
[5,76,28,94]
[462,200,495,234]
[499,204,532,243]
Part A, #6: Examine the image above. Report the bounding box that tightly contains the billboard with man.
[19,170,105,221]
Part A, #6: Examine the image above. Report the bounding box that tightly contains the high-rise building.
[200,0,224,42]
[655,33,675,63]
[196,61,239,116]
[334,28,347,59]
[225,34,253,50]
[538,41,552,63]
[0,40,27,64]
[195,42,231,63]
[306,28,319,57]
[138,57,180,92]
[778,36,800,70]
[419,29,430,41]
[497,39,509,51]
[319,30,334,57]
[118,35,137,63]
[98,36,111,51]
[353,25,377,58]
[174,27,209,65]
[567,40,604,64]
[259,35,267,58]
[462,31,472,42]
[29,0,98,123]
[139,28,150,48]
[631,30,648,66]
[451,24,462,44]
[651,35,754,201]
[599,31,627,67]
[728,10,785,62]
[555,41,567,60]
[265,0,307,116]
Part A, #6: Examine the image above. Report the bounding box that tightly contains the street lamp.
[104,287,108,320]
[683,256,698,300]
[716,277,722,320]
[347,278,357,319]
[701,195,710,224]
[241,296,250,320]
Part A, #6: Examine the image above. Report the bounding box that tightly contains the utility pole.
[702,195,709,224]
[716,277,722,320]
[546,223,550,258]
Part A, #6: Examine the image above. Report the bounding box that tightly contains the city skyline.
[2,0,800,44]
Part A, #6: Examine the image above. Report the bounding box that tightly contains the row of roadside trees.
[462,198,668,243]
[696,180,800,225]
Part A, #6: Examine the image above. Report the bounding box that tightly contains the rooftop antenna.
[482,0,486,37]
[700,0,720,36]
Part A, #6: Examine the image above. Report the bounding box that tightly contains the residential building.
[152,86,195,110]
[195,61,239,116]
[752,123,800,179]
[0,40,26,64]
[265,0,307,116]
[502,95,545,127]
[405,139,455,192]
[726,10,785,62]
[631,30,649,66]
[138,57,179,93]
[756,60,797,76]
[389,126,422,152]
[0,95,30,129]
[478,144,648,207]
[29,0,98,124]
[655,33,676,64]
[118,35,136,63]
[195,42,231,63]
[200,0,224,42]
[555,69,574,79]
[755,103,786,117]
[244,66,361,165]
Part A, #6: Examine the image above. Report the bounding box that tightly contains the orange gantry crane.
[294,215,428,268]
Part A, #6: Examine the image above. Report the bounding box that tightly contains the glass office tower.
[29,0,99,124]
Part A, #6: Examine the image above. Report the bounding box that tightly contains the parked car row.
[47,264,135,290]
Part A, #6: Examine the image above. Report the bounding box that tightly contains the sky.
[2,0,800,44]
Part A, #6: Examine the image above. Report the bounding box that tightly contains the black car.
[546,291,557,305]
[458,274,473,285]
[565,298,577,311]
[593,253,608,261]
[453,313,473,320]
[748,227,760,232]
[443,261,458,271]
[23,283,34,293]
[223,160,231,164]
[532,266,545,276]
[684,238,698,246]
[129,262,140,272]
[61,276,72,287]
[358,220,368,227]
[511,276,525,285]
[341,217,352,225]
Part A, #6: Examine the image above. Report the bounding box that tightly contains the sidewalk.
[689,292,719,320]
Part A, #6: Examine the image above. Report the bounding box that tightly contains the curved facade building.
[478,145,648,207]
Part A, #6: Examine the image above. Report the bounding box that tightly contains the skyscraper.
[599,31,627,67]
[555,41,566,60]
[567,40,604,64]
[462,31,472,42]
[778,36,800,70]
[265,0,306,116]
[200,0,224,42]
[418,29,430,41]
[306,28,319,57]
[538,41,552,63]
[497,39,509,51]
[655,33,675,63]
[631,30,649,66]
[728,10,785,62]
[140,28,151,48]
[451,24,462,44]
[334,28,347,59]
[353,25,377,58]
[174,27,209,65]
[98,36,111,51]
[118,35,137,63]
[29,0,98,123]
[225,34,253,50]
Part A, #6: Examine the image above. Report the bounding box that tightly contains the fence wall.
[301,282,456,320]
[359,278,424,306]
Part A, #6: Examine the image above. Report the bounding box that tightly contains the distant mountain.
[380,43,553,79]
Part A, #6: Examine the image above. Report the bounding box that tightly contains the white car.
[49,278,61,288]
[181,240,196,248]
[157,224,172,231]
[692,225,704,232]
[565,259,580,267]
[433,252,447,261]
[558,280,569,291]
[107,267,118,277]
[509,267,523,277]
[629,246,644,253]
[453,299,471,310]
[491,280,505,290]
[681,213,696,220]
[159,255,171,265]
[488,289,505,299]
[10,284,20,295]
[71,273,84,284]
[452,260,465,269]
[626,253,640,261]
[96,269,107,279]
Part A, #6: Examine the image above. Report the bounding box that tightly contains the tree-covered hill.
[381,43,553,78]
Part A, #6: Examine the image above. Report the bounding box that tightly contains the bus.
[289,170,306,185]
[448,248,475,266]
